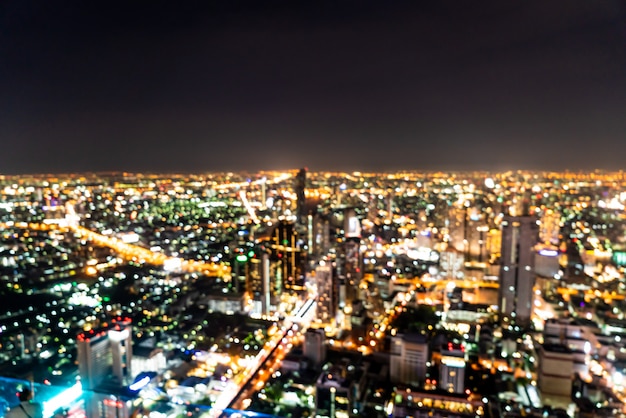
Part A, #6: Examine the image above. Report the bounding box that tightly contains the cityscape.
[3,1,626,418]
[1,169,626,417]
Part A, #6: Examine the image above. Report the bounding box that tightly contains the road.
[68,224,231,277]
[208,298,316,417]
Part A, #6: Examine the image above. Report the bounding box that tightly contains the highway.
[67,224,231,277]
[208,298,316,417]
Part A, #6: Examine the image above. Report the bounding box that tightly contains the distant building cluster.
[1,169,626,417]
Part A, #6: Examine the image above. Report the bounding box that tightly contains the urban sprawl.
[1,169,626,418]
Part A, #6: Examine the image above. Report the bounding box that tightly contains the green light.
[236,254,248,262]
[248,250,255,258]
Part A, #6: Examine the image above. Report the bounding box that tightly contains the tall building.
[315,358,367,418]
[304,328,327,368]
[539,209,561,246]
[439,249,464,280]
[270,220,305,291]
[343,207,361,239]
[389,333,429,387]
[311,213,331,259]
[499,215,538,328]
[439,343,466,394]
[315,263,337,324]
[77,318,133,391]
[341,239,361,306]
[295,168,307,224]
[245,252,267,316]
[538,344,573,399]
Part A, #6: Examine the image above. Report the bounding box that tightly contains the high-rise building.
[315,358,367,418]
[534,246,560,278]
[245,252,274,316]
[295,168,307,224]
[270,220,305,291]
[245,253,262,313]
[315,263,336,324]
[303,328,327,368]
[499,215,538,328]
[341,239,361,306]
[439,249,464,280]
[343,207,361,239]
[538,344,573,399]
[77,318,133,391]
[439,342,466,394]
[311,213,331,259]
[539,209,561,246]
[389,333,429,387]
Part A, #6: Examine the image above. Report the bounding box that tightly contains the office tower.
[439,249,464,280]
[262,253,271,315]
[270,220,304,291]
[260,176,267,210]
[499,214,538,328]
[439,343,466,394]
[343,207,361,239]
[347,299,368,342]
[246,253,264,315]
[535,246,560,278]
[303,328,327,368]
[386,189,393,221]
[315,358,367,418]
[315,263,336,324]
[389,334,429,387]
[312,213,331,259]
[88,394,131,418]
[539,209,561,245]
[295,168,307,224]
[341,240,361,306]
[77,318,133,391]
[246,248,288,317]
[538,344,573,399]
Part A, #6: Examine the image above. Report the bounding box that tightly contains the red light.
[103,399,124,408]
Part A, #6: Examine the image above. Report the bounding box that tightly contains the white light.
[129,376,151,391]
[43,381,82,418]
[108,328,129,342]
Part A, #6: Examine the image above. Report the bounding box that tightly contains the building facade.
[389,334,429,387]
[498,215,538,328]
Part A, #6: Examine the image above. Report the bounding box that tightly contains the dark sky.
[2,1,626,174]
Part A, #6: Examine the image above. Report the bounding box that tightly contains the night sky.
[2,1,626,174]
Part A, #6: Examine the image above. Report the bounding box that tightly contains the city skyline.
[1,170,626,416]
[2,1,626,174]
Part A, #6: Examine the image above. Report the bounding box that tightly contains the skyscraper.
[315,263,336,324]
[270,220,304,290]
[303,328,327,368]
[77,318,133,391]
[295,168,307,224]
[499,215,539,328]
[439,342,466,394]
[389,333,429,387]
